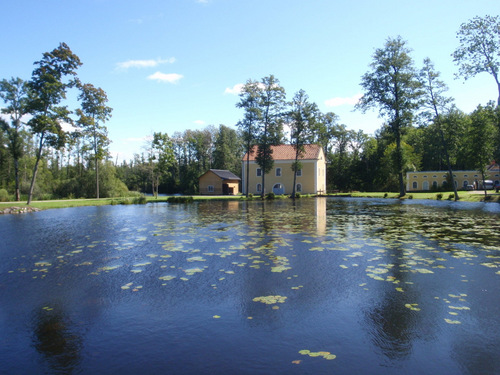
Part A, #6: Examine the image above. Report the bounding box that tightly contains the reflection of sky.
[0,199,499,374]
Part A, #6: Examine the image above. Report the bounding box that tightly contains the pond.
[1,198,500,374]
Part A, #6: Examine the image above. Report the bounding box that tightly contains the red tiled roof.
[242,144,322,161]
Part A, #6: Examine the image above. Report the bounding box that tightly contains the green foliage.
[452,15,500,105]
[448,194,455,200]
[167,196,194,203]
[0,188,10,202]
[132,195,148,204]
[436,193,443,200]
[265,192,275,200]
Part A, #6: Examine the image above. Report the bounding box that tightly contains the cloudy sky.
[2,0,499,162]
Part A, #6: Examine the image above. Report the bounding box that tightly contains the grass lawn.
[1,190,499,213]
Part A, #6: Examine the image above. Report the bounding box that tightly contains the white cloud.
[224,83,244,95]
[116,57,176,70]
[147,72,183,83]
[325,93,362,107]
[193,120,206,125]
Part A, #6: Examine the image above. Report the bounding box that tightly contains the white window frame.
[256,183,262,192]
[296,183,302,192]
[207,185,214,193]
[256,168,262,177]
[296,169,302,177]
[276,167,282,177]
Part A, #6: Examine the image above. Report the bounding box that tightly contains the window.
[423,175,428,178]
[412,181,418,189]
[463,181,469,188]
[207,185,214,193]
[413,176,417,179]
[296,169,302,177]
[432,181,438,189]
[256,168,262,177]
[256,183,262,192]
[276,167,282,177]
[464,174,468,178]
[296,183,302,192]
[423,181,429,190]
[433,175,437,178]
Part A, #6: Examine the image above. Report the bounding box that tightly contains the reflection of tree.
[367,293,415,359]
[32,307,82,374]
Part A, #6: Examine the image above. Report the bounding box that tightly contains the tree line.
[1,15,499,202]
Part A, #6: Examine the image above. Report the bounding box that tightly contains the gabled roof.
[204,169,241,180]
[242,144,323,161]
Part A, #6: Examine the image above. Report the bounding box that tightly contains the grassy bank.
[1,191,499,213]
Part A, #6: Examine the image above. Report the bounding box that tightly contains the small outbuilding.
[199,169,241,195]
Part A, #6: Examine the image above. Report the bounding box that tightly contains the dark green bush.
[436,193,443,200]
[0,189,10,202]
[265,192,275,200]
[167,196,194,203]
[132,195,148,204]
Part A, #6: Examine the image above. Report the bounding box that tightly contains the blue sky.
[2,0,500,162]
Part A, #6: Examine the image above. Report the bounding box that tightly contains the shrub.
[0,189,10,202]
[436,193,443,200]
[265,192,275,200]
[295,193,301,199]
[132,195,148,204]
[408,195,413,199]
[448,194,455,200]
[248,193,253,199]
[383,193,388,198]
[167,196,194,203]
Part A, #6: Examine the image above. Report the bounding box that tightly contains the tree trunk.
[95,157,100,199]
[395,129,405,197]
[27,135,45,205]
[14,158,20,201]
[245,151,250,198]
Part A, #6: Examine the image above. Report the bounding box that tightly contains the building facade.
[241,144,327,195]
[406,164,500,191]
[199,169,240,195]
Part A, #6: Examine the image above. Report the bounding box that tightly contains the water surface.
[1,198,499,374]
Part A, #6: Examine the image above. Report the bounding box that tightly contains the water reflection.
[32,306,83,374]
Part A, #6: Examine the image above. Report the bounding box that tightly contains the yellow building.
[406,163,500,191]
[241,144,327,195]
[199,169,240,195]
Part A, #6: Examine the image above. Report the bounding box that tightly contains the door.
[273,183,284,195]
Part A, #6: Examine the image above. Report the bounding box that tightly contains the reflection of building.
[241,144,327,196]
[315,197,327,236]
[406,163,500,191]
[199,169,240,195]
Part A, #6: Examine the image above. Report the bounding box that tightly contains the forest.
[1,15,499,202]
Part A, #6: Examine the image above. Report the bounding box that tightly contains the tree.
[76,83,112,199]
[148,132,175,197]
[452,15,500,106]
[0,77,30,201]
[212,124,242,174]
[26,43,82,204]
[466,104,497,196]
[288,89,318,197]
[255,75,286,197]
[236,79,261,197]
[356,36,423,196]
[420,58,459,200]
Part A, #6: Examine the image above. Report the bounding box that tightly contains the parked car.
[466,184,474,191]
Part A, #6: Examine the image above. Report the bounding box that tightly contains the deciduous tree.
[26,43,82,204]
[420,58,459,200]
[356,36,423,196]
[452,15,500,106]
[0,77,30,201]
[76,83,112,199]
